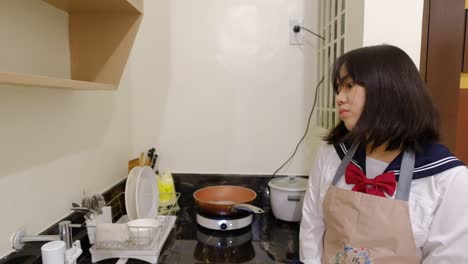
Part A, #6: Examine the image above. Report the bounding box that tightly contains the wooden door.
[420,0,468,162]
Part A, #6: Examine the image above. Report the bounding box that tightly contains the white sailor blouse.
[299,142,468,264]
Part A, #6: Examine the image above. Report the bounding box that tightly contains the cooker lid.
[268,176,308,192]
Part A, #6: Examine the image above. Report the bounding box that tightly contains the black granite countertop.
[1,174,303,264]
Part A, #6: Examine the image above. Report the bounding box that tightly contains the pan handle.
[232,204,264,214]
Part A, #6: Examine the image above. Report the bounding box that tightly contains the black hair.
[324,44,439,152]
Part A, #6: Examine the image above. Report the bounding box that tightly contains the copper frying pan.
[193,185,264,216]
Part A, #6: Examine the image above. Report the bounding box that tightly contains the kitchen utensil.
[90,196,101,215]
[268,176,307,222]
[89,215,177,263]
[125,166,142,220]
[135,166,159,219]
[70,207,91,213]
[92,194,106,215]
[81,196,91,210]
[147,148,155,166]
[71,203,93,221]
[128,158,140,173]
[81,195,100,215]
[139,152,145,166]
[151,153,158,170]
[127,218,161,245]
[81,194,105,215]
[71,202,91,213]
[193,186,264,216]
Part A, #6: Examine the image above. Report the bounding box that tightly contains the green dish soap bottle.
[157,171,179,214]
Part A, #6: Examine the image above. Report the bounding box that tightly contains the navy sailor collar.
[333,142,465,180]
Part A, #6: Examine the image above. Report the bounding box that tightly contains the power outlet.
[289,19,303,45]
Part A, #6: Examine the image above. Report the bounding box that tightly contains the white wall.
[0,0,425,258]
[0,0,70,76]
[0,0,164,257]
[0,0,324,256]
[150,0,323,176]
[363,0,424,67]
[130,1,170,156]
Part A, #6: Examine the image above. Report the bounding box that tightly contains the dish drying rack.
[88,192,180,264]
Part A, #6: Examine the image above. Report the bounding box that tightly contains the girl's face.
[335,66,366,131]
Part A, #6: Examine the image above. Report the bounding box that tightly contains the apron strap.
[331,142,415,201]
[395,150,415,201]
[331,142,359,186]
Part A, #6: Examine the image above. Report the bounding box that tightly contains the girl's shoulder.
[331,141,465,179]
[410,143,465,179]
[316,142,341,163]
[314,142,342,172]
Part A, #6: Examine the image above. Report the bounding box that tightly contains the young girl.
[299,45,468,263]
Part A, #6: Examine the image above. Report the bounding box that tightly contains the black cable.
[266,25,326,181]
[293,25,325,41]
[270,75,325,179]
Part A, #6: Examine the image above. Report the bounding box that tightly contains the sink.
[0,254,41,264]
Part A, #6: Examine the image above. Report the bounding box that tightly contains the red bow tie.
[345,163,397,197]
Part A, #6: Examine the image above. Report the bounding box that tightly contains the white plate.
[135,166,159,219]
[125,166,142,220]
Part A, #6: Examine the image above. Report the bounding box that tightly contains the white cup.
[41,240,65,264]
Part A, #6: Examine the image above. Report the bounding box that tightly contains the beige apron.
[322,143,420,264]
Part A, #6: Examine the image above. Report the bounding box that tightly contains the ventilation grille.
[317,0,346,129]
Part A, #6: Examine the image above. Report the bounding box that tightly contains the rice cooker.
[268,176,308,222]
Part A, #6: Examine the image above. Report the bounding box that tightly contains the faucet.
[10,221,83,264]
[10,221,81,250]
[59,221,74,250]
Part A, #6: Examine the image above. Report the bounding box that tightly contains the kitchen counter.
[1,174,303,264]
[162,174,302,264]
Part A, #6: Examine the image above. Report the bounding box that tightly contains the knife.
[147,148,155,166]
[151,153,158,170]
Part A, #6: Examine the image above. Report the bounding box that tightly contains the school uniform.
[299,141,468,263]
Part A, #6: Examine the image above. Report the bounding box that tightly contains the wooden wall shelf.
[0,0,143,90]
[0,72,115,90]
